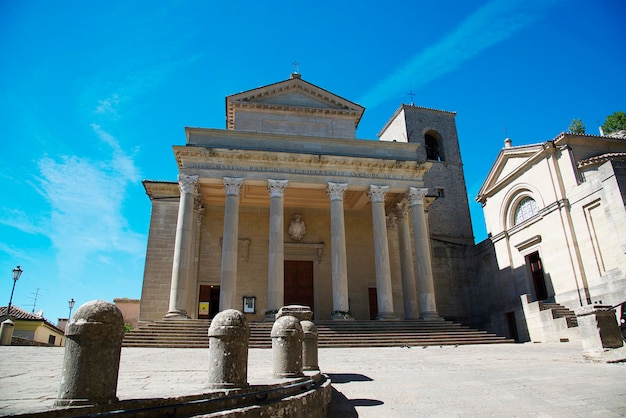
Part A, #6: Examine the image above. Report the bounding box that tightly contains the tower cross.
[408,90,416,106]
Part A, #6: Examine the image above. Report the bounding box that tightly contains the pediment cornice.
[226,76,365,129]
[476,143,546,203]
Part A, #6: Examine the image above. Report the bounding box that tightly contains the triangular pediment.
[476,143,545,202]
[255,90,343,109]
[226,75,365,130]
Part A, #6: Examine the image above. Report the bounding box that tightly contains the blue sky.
[1,0,624,323]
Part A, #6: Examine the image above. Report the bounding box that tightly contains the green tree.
[602,111,626,134]
[568,118,585,134]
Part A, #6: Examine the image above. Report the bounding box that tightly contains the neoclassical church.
[139,73,626,341]
[139,73,475,324]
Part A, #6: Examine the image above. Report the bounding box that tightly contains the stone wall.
[139,199,179,322]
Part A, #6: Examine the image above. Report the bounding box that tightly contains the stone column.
[393,203,419,320]
[368,185,396,320]
[267,180,288,316]
[165,174,198,319]
[327,182,351,319]
[409,187,439,320]
[220,177,244,311]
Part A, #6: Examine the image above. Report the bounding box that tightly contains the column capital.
[223,177,244,196]
[368,185,389,203]
[327,182,348,201]
[178,174,199,194]
[408,187,429,205]
[386,214,397,228]
[393,202,411,218]
[267,179,288,198]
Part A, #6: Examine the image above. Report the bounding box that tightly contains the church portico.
[141,74,446,324]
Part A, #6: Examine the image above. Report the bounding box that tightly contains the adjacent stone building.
[140,74,471,323]
[475,134,626,341]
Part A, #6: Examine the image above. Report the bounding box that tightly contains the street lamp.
[6,266,23,318]
[68,298,75,319]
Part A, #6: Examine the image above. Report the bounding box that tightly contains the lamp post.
[7,266,23,318]
[68,298,75,320]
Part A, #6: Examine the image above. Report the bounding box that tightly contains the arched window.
[514,197,539,225]
[424,131,444,161]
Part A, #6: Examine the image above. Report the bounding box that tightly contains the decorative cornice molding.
[267,179,288,198]
[368,185,389,203]
[177,147,428,183]
[223,177,244,196]
[327,182,348,201]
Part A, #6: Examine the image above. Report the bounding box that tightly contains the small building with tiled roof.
[1,306,66,346]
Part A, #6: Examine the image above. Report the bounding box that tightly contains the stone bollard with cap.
[276,305,318,372]
[271,315,304,378]
[301,320,319,371]
[208,309,250,389]
[55,300,125,406]
[0,319,15,346]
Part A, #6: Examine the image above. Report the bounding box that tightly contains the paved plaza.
[0,342,624,417]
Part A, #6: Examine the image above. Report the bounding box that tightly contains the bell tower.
[378,104,475,321]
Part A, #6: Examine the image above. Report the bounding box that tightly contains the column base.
[376,312,399,321]
[419,312,443,321]
[264,311,278,322]
[331,311,355,320]
[163,310,189,320]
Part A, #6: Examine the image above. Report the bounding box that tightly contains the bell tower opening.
[425,130,444,161]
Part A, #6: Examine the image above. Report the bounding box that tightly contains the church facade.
[139,74,475,323]
[138,73,625,340]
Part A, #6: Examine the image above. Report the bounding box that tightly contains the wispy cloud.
[33,127,144,279]
[359,0,559,109]
[0,208,45,235]
[95,93,122,117]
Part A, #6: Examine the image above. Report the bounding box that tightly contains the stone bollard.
[0,319,15,345]
[271,315,304,378]
[208,309,250,389]
[301,320,319,371]
[575,305,624,358]
[55,300,125,406]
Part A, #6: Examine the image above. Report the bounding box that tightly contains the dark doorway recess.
[526,252,548,301]
[368,287,378,320]
[198,285,220,319]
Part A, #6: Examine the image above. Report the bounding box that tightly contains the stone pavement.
[0,343,624,417]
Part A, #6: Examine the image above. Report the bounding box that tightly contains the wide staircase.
[123,319,514,348]
[538,301,579,328]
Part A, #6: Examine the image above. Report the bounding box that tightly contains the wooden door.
[284,260,314,312]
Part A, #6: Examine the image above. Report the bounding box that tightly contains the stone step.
[538,302,578,328]
[123,319,514,348]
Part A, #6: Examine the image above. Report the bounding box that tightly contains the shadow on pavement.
[326,373,373,384]
[327,373,384,417]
